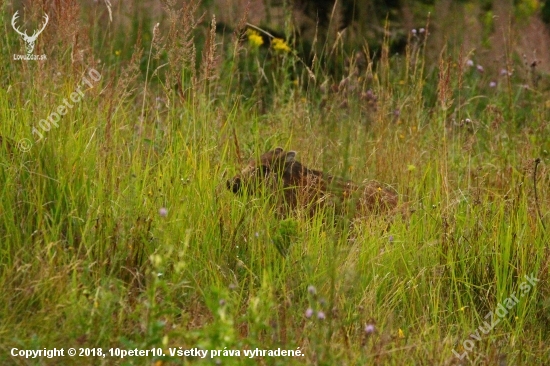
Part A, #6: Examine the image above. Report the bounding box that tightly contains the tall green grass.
[1,1,549,365]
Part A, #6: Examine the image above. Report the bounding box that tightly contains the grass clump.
[1,1,549,365]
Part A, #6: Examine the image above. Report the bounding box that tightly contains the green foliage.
[1,1,549,365]
[543,0,550,23]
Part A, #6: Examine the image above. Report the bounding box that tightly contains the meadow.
[1,1,549,365]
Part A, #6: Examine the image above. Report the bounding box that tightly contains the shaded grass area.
[1,1,550,365]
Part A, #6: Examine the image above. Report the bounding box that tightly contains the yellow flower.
[397,328,405,338]
[247,29,264,47]
[272,38,291,53]
[115,50,121,56]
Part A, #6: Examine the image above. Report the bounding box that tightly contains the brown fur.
[227,147,399,218]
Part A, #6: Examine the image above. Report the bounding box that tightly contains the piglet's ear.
[274,147,284,154]
[285,151,296,163]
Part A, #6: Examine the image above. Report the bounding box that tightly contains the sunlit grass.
[0,1,549,365]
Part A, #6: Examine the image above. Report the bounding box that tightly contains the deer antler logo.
[12,11,49,56]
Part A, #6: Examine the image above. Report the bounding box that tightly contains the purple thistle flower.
[159,207,168,217]
[365,89,375,101]
[317,311,326,320]
[305,308,313,318]
[365,324,375,334]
